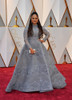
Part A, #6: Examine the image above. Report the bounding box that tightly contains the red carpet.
[0,64,72,100]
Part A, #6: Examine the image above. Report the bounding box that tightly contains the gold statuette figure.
[13,16,19,27]
[14,56,18,67]
[48,17,53,27]
[63,54,67,64]
[64,17,69,27]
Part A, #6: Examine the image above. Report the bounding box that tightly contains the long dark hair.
[27,12,43,38]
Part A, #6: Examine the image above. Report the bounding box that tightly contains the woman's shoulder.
[42,26,46,30]
[42,26,50,34]
[24,25,29,31]
[23,25,29,35]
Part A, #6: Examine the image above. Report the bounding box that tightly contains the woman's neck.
[33,24,37,26]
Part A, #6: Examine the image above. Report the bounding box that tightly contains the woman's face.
[31,14,39,25]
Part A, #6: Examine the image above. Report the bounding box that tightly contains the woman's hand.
[30,48,36,54]
[38,39,44,43]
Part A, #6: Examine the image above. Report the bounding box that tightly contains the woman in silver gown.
[5,12,66,93]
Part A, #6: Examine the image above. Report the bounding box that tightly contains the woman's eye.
[32,18,38,19]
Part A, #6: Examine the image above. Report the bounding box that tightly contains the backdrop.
[0,0,72,67]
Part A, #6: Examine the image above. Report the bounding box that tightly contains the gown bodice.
[32,24,39,37]
[24,24,50,49]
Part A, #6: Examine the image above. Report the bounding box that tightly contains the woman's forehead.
[31,14,38,18]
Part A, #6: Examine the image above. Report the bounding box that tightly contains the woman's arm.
[42,27,50,42]
[23,28,32,49]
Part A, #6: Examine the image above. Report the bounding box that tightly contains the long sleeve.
[23,28,32,49]
[42,27,50,42]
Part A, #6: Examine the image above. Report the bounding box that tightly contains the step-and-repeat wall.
[0,0,72,67]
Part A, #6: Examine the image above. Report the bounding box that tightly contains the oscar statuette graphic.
[13,16,19,27]
[48,17,53,27]
[63,54,67,64]
[14,55,18,67]
[64,17,69,27]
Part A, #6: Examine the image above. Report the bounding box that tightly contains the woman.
[5,12,66,93]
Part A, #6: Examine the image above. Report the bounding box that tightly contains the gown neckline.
[33,24,37,27]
